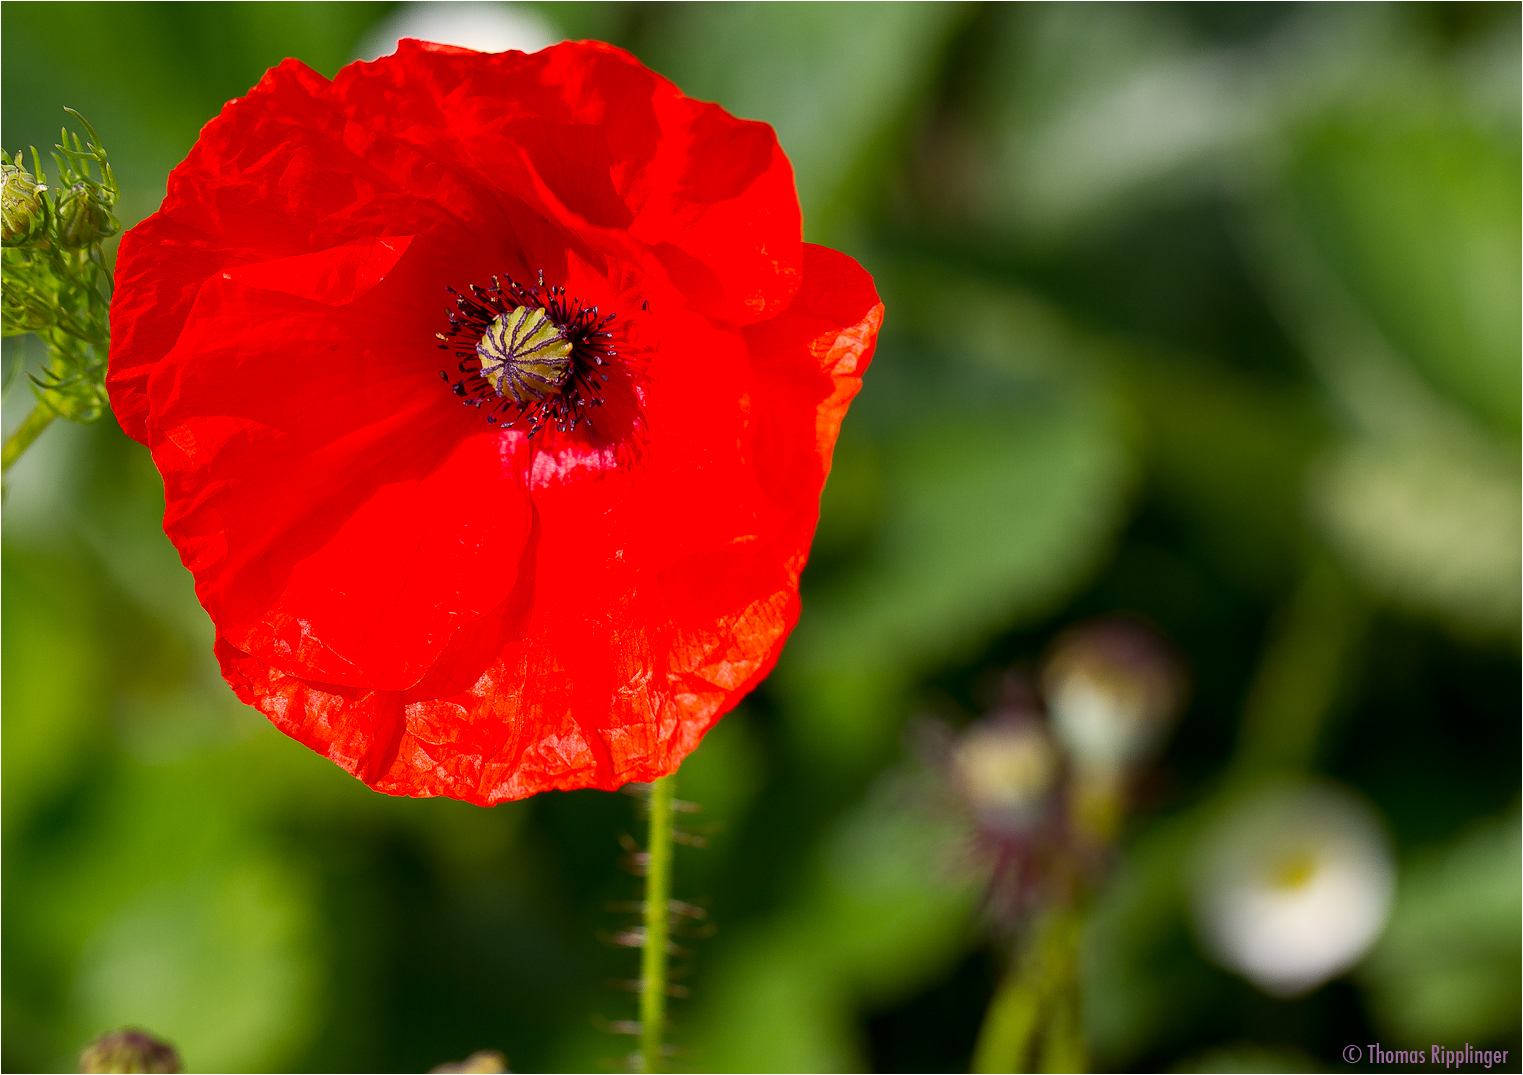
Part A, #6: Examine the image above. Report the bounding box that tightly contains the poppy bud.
[77,1027,181,1074]
[54,179,120,248]
[2,160,47,247]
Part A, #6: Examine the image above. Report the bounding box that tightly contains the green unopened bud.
[54,180,119,248]
[2,160,47,246]
[78,1028,180,1074]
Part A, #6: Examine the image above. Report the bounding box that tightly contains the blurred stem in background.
[1232,556,1367,777]
[972,905,1085,1074]
[640,774,677,1073]
[1,110,119,475]
[1,403,54,472]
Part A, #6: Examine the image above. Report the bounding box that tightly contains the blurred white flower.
[354,2,559,62]
[1190,781,1395,997]
[1043,617,1183,774]
[951,713,1059,832]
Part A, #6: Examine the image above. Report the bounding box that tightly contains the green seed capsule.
[477,306,575,403]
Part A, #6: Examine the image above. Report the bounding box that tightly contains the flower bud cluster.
[1,112,120,436]
[942,621,1397,1006]
[2,159,48,246]
[940,617,1184,925]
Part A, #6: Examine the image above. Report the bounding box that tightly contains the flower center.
[1268,849,1319,891]
[438,272,618,436]
[477,307,574,402]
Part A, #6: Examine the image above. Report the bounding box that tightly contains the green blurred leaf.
[1247,78,1522,638]
[1120,353,1327,591]
[68,852,320,1072]
[814,774,977,999]
[1310,433,1520,636]
[688,771,976,1072]
[1359,808,1522,1044]
[3,531,329,1071]
[785,376,1132,760]
[1287,104,1522,436]
[844,388,1128,662]
[24,752,324,1072]
[689,932,855,1074]
[777,266,1135,763]
[969,3,1255,238]
[0,546,106,835]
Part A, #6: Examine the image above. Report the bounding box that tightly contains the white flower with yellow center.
[1190,781,1395,997]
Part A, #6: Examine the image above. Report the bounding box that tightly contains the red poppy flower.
[106,39,881,805]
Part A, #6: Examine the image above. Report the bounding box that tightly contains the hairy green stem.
[2,405,55,474]
[640,774,676,1073]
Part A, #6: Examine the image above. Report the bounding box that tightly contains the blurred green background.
[3,2,1519,1071]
